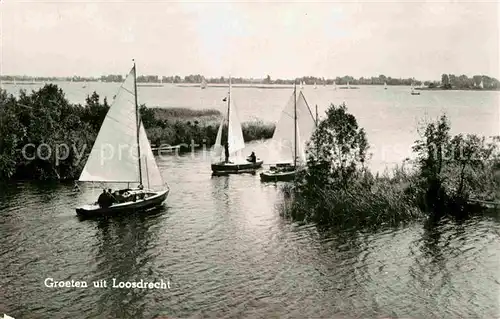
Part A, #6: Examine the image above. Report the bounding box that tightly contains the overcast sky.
[1,0,499,80]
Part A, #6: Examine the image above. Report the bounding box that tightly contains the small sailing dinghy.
[211,77,263,175]
[201,78,207,89]
[260,83,316,182]
[75,61,169,217]
[384,82,388,90]
[411,83,420,95]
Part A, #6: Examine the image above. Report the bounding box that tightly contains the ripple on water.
[2,159,500,318]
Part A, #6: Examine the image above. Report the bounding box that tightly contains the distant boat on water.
[200,78,207,89]
[333,81,337,90]
[260,83,316,182]
[384,82,387,90]
[479,80,484,89]
[339,81,358,89]
[314,82,317,89]
[411,83,420,95]
[211,76,263,175]
[75,61,169,218]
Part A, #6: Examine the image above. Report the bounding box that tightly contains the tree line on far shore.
[2,73,498,89]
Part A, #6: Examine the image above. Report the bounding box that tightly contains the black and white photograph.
[0,0,499,318]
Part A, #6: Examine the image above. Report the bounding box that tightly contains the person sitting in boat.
[113,190,125,203]
[247,151,256,163]
[224,142,230,163]
[97,189,112,208]
[138,184,144,190]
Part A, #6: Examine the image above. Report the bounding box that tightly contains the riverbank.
[0,84,275,181]
[280,103,500,229]
[141,107,274,151]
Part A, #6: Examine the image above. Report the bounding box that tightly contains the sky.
[1,0,499,81]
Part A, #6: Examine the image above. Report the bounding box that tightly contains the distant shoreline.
[415,87,500,91]
[2,81,499,92]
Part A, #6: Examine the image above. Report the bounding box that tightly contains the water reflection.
[92,211,164,318]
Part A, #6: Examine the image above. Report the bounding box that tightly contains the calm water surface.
[1,84,500,318]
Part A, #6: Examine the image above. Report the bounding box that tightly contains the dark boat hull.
[260,170,296,182]
[211,160,263,174]
[75,189,169,218]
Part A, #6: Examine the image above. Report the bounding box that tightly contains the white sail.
[201,78,207,89]
[227,97,245,156]
[270,90,315,164]
[296,91,316,144]
[347,81,350,89]
[139,122,164,190]
[270,93,296,163]
[79,67,140,183]
[212,117,224,161]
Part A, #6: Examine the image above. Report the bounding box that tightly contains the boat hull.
[260,170,296,182]
[75,189,169,218]
[211,160,263,175]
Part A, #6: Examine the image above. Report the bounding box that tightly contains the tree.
[302,103,369,190]
[441,74,449,86]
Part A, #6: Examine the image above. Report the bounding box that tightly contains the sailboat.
[211,77,263,175]
[260,83,316,182]
[411,83,420,95]
[200,78,207,89]
[479,80,484,89]
[333,81,337,90]
[384,82,387,90]
[347,81,350,89]
[314,82,317,89]
[75,61,169,217]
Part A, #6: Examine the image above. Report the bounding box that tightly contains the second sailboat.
[211,77,263,175]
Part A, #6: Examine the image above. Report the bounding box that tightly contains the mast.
[294,81,297,168]
[227,76,231,145]
[315,104,319,160]
[315,104,318,126]
[133,59,143,186]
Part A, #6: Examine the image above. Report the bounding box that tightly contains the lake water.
[1,83,500,318]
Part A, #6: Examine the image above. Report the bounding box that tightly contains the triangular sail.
[212,117,224,161]
[139,122,164,190]
[269,90,315,164]
[227,98,245,156]
[270,93,296,163]
[79,68,140,183]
